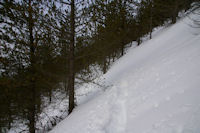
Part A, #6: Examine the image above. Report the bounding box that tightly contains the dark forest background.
[0,0,199,132]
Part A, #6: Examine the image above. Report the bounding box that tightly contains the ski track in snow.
[105,83,128,133]
[50,13,200,133]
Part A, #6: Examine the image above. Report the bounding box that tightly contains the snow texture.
[50,14,200,133]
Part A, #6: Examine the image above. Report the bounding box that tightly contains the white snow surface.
[50,15,200,133]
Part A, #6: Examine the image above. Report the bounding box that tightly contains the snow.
[50,14,200,133]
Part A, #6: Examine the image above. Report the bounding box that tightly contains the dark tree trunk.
[108,54,111,66]
[149,29,152,39]
[103,59,107,74]
[137,38,141,46]
[28,84,36,133]
[119,0,125,56]
[121,44,124,56]
[64,77,68,95]
[172,1,178,24]
[171,12,177,24]
[28,0,36,133]
[112,53,115,62]
[8,99,11,130]
[68,0,75,114]
[49,89,52,104]
[149,0,153,39]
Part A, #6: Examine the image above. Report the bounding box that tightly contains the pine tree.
[68,0,75,114]
[0,0,63,132]
[60,0,90,114]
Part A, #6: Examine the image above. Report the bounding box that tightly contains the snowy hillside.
[50,14,200,133]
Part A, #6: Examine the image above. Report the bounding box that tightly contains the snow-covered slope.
[50,14,200,133]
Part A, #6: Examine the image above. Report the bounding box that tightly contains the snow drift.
[50,14,200,133]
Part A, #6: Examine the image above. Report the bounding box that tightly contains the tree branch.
[61,1,71,5]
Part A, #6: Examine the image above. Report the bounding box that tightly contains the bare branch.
[61,1,71,5]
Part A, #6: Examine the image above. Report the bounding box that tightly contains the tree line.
[0,0,197,132]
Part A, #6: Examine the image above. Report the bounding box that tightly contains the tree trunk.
[121,43,124,56]
[28,84,36,133]
[137,38,141,46]
[149,29,152,39]
[28,0,36,132]
[68,0,75,114]
[149,0,153,39]
[120,0,125,56]
[49,89,52,104]
[8,99,11,130]
[103,59,107,74]
[64,77,68,95]
[172,1,178,24]
[112,53,115,62]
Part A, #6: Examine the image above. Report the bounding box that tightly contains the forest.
[0,0,198,132]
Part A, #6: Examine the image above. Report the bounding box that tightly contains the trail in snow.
[105,84,128,133]
[50,13,200,133]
